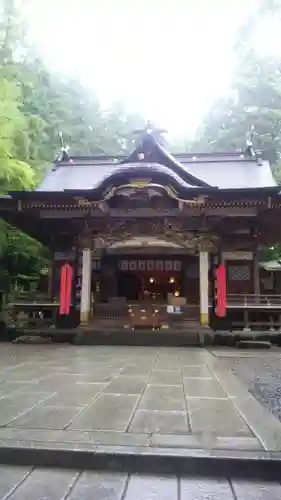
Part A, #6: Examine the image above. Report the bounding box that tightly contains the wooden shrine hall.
[2,125,281,342]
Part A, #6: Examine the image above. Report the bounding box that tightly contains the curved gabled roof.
[37,161,212,198]
[37,131,211,193]
[121,133,210,187]
[35,129,277,193]
[91,162,205,196]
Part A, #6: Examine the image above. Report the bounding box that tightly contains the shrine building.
[1,126,281,342]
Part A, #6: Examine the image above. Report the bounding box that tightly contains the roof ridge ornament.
[133,121,167,141]
[243,126,263,165]
[56,132,70,162]
[132,121,168,161]
[243,125,255,158]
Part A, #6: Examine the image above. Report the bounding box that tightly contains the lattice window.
[186,264,199,279]
[228,265,251,281]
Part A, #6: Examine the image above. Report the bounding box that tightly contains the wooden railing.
[227,294,281,308]
[92,303,199,324]
[5,301,59,330]
[224,294,281,331]
[92,303,128,319]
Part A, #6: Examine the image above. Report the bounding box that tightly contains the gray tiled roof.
[180,159,276,189]
[37,162,200,192]
[37,163,118,191]
[37,156,276,192]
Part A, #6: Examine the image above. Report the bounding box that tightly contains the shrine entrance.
[117,271,182,302]
[91,250,201,329]
[116,258,183,303]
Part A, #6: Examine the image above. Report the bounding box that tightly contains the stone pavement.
[0,343,280,457]
[0,465,281,499]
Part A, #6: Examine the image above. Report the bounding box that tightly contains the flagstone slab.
[151,434,262,450]
[69,394,139,431]
[0,393,55,426]
[103,376,147,395]
[155,360,181,370]
[231,479,281,500]
[120,364,152,376]
[139,385,186,411]
[5,467,78,500]
[0,466,32,500]
[184,378,227,399]
[182,365,212,379]
[181,477,234,500]
[7,406,82,430]
[187,399,252,436]
[125,474,177,500]
[0,344,280,456]
[1,465,281,499]
[39,384,105,406]
[149,370,182,385]
[129,410,188,434]
[68,471,127,500]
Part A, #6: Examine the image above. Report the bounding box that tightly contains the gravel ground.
[227,357,281,422]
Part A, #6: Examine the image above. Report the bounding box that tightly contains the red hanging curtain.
[59,263,73,316]
[215,263,226,317]
[64,264,73,315]
[59,265,67,315]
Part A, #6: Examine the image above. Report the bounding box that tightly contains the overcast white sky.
[26,0,281,137]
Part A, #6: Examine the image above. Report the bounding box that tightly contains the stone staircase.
[74,320,213,346]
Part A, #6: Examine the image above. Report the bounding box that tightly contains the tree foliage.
[19,62,145,161]
[192,0,281,261]
[193,0,281,179]
[0,0,146,296]
[194,53,281,167]
[1,0,281,290]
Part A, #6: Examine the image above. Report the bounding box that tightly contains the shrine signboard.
[118,259,182,272]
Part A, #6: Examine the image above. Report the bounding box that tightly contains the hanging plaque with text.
[118,259,181,272]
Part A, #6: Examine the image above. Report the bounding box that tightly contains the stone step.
[74,331,201,346]
[236,340,272,349]
[0,440,280,480]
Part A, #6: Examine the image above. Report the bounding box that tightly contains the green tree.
[0,78,35,192]
[19,62,145,160]
[195,53,281,163]
[0,0,147,300]
[0,0,46,300]
[193,0,281,180]
[191,0,281,262]
[0,74,43,297]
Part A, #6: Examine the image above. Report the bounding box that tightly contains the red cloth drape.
[215,263,226,317]
[59,263,73,315]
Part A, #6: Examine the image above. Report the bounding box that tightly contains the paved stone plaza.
[0,344,280,452]
[0,466,280,499]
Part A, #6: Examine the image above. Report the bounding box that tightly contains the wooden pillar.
[253,251,260,296]
[48,249,57,301]
[199,250,209,326]
[243,309,251,332]
[47,262,53,299]
[80,248,92,324]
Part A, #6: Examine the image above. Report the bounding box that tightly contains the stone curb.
[0,441,281,479]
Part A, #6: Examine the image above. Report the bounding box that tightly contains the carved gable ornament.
[92,220,218,253]
[128,179,152,188]
[103,183,170,200]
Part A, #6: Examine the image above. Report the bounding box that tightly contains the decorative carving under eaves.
[91,219,218,253]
